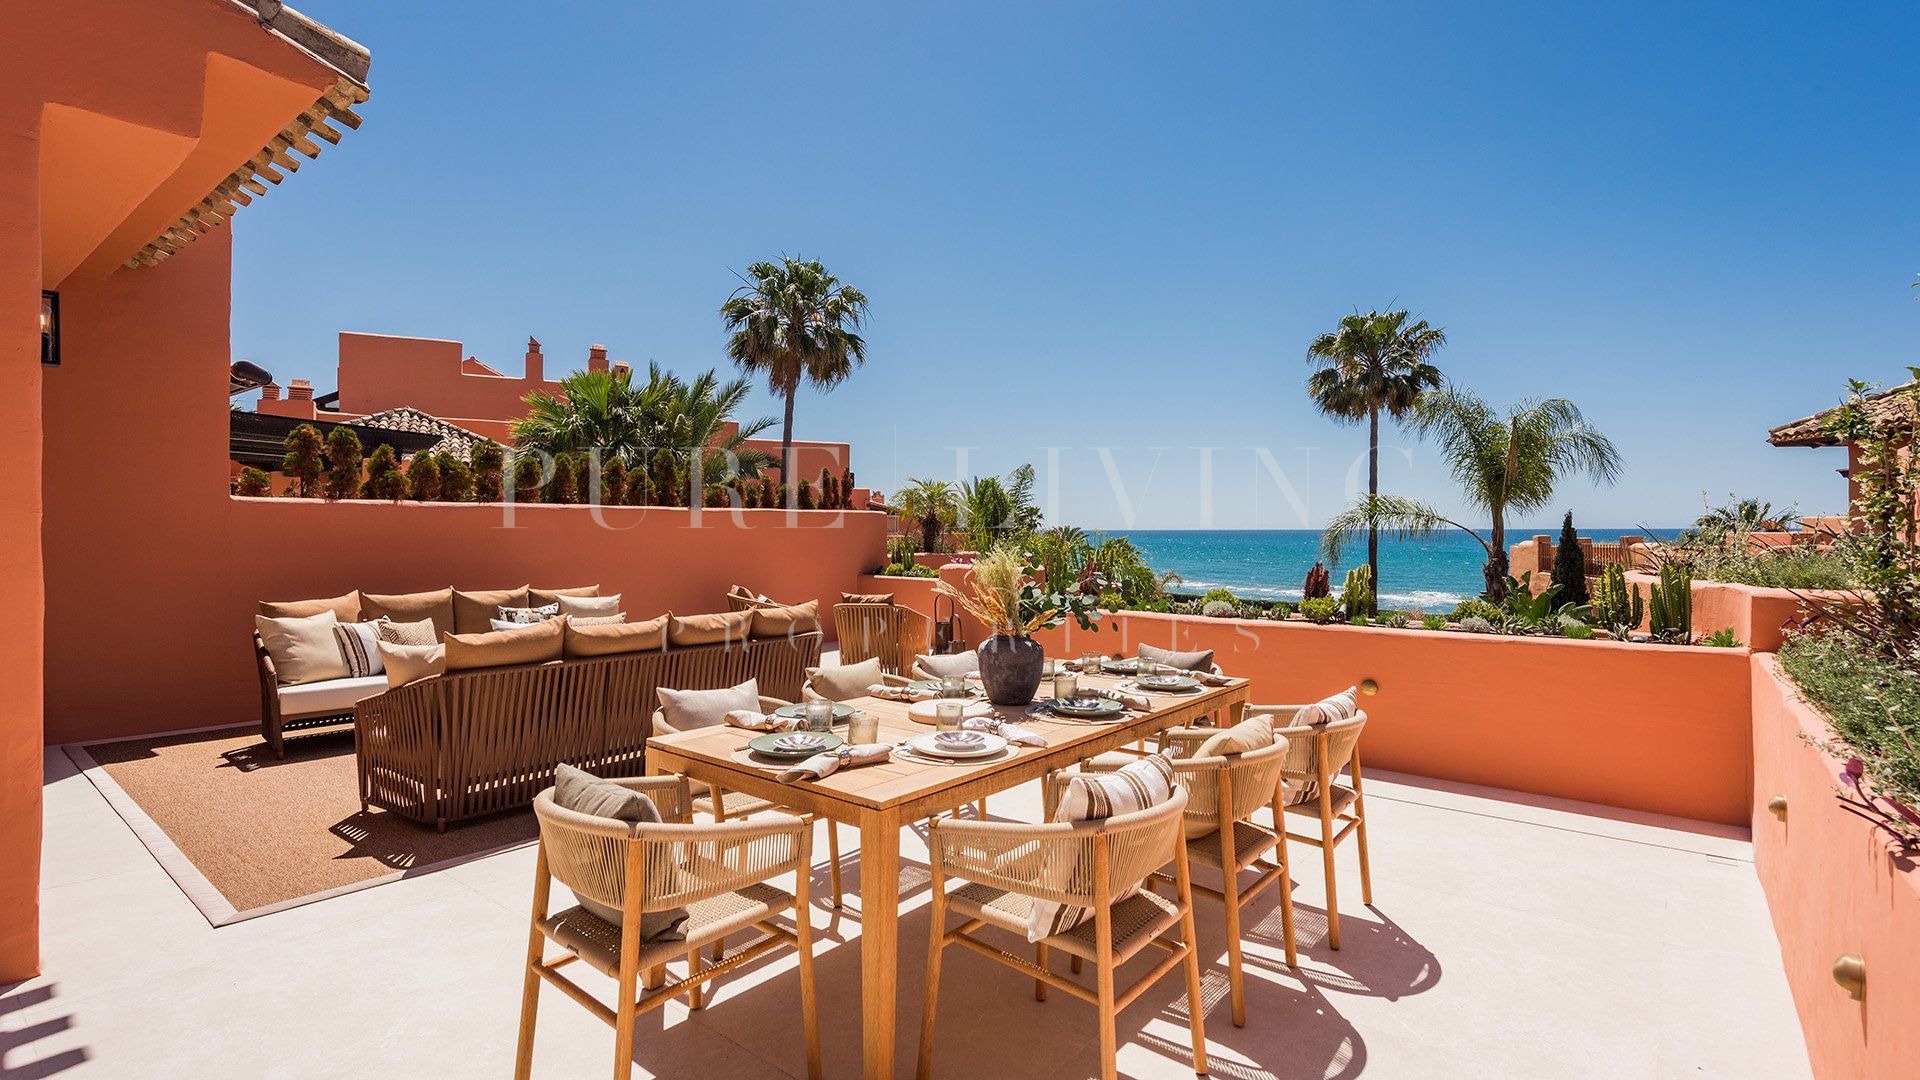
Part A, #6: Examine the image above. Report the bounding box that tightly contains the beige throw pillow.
[840,592,894,605]
[750,599,819,639]
[656,679,760,731]
[256,610,351,685]
[376,618,439,647]
[915,650,979,678]
[360,588,456,639]
[1195,714,1276,759]
[668,609,753,647]
[565,615,667,657]
[806,658,885,702]
[1296,686,1359,726]
[444,618,566,671]
[557,593,621,618]
[1138,643,1216,672]
[551,764,688,940]
[453,587,530,635]
[1031,754,1175,941]
[377,641,446,688]
[259,592,362,623]
[530,585,599,606]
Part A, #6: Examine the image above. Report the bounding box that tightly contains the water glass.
[1053,671,1079,701]
[1041,657,1056,678]
[1080,651,1101,674]
[938,675,968,699]
[804,699,834,732]
[847,710,879,746]
[935,700,965,731]
[1136,660,1159,683]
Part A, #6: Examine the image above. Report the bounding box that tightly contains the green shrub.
[235,467,272,497]
[1202,600,1236,618]
[598,458,627,504]
[511,453,544,503]
[437,453,472,502]
[1421,613,1449,631]
[404,454,441,501]
[362,445,405,500]
[1452,598,1503,623]
[1270,601,1294,619]
[1201,588,1237,606]
[1378,611,1410,629]
[1780,632,1920,848]
[471,442,505,503]
[1551,511,1590,607]
[323,427,362,500]
[1699,627,1742,648]
[1562,623,1596,640]
[1299,597,1340,624]
[1459,615,1497,634]
[281,423,325,497]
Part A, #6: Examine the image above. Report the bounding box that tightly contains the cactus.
[1648,562,1693,642]
[1340,564,1374,618]
[1592,564,1644,637]
[1303,561,1331,600]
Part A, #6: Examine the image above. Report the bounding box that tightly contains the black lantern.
[40,291,59,366]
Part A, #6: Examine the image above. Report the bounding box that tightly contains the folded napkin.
[1192,671,1234,686]
[777,743,891,783]
[1086,687,1152,710]
[726,709,799,732]
[866,683,935,702]
[959,716,1046,747]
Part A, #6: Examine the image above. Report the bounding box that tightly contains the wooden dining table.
[644,668,1251,1080]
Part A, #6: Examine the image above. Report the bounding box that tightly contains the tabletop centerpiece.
[935,544,1106,705]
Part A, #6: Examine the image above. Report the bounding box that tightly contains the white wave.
[1171,578,1469,611]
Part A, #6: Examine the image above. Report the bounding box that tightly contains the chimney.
[611,360,630,377]
[287,379,314,401]
[260,381,281,401]
[587,344,609,373]
[525,336,544,383]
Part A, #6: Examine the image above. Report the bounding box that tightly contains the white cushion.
[558,593,621,618]
[656,679,760,732]
[914,651,979,678]
[276,675,390,719]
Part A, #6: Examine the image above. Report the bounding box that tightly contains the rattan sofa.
[355,630,821,830]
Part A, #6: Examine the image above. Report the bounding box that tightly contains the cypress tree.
[404,453,441,501]
[281,423,325,498]
[235,467,273,497]
[512,453,545,503]
[363,445,405,500]
[471,442,505,503]
[600,457,628,505]
[323,427,362,499]
[438,453,473,501]
[1552,511,1590,607]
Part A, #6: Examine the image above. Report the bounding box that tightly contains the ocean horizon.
[1115,528,1683,613]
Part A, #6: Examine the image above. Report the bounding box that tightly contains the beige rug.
[67,725,536,925]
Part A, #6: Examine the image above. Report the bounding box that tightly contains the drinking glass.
[847,710,879,746]
[1080,651,1101,674]
[1136,660,1160,683]
[938,675,968,699]
[804,699,834,732]
[1053,671,1079,701]
[935,700,965,731]
[1041,657,1056,678]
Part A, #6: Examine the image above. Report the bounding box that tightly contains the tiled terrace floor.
[5,746,1810,1079]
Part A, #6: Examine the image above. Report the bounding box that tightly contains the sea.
[1122,529,1680,613]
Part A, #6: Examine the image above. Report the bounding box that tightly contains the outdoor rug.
[65,724,536,926]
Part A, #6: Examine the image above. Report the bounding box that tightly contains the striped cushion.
[1296,686,1358,726]
[333,619,387,678]
[1027,754,1175,942]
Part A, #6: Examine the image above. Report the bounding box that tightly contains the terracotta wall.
[1750,655,1920,1080]
[336,332,564,426]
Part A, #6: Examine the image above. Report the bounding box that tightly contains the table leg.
[859,814,901,1080]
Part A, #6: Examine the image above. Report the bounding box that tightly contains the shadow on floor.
[0,983,87,1080]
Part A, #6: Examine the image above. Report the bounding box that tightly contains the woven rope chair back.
[937,788,1188,910]
[1274,712,1367,801]
[1173,739,1291,830]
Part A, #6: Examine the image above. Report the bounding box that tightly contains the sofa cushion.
[551,764,687,939]
[1195,714,1276,759]
[333,620,387,678]
[557,593,621,619]
[530,585,599,606]
[668,609,753,648]
[453,587,530,635]
[1137,643,1216,673]
[444,618,566,671]
[914,650,979,678]
[750,599,819,639]
[255,610,350,685]
[841,592,894,605]
[806,657,884,702]
[276,674,390,718]
[376,618,439,647]
[565,614,667,658]
[1295,686,1359,727]
[496,603,560,626]
[567,613,627,627]
[259,592,362,623]
[360,588,455,639]
[656,679,759,731]
[377,641,445,688]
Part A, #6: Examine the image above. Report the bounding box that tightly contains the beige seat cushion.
[444,618,566,671]
[361,588,456,639]
[1195,714,1275,758]
[565,614,668,658]
[259,592,362,623]
[656,680,760,731]
[668,609,753,647]
[750,600,818,639]
[1185,819,1278,872]
[557,593,621,619]
[256,610,350,685]
[377,641,446,688]
[1285,783,1357,815]
[531,585,599,606]
[275,674,389,718]
[541,883,791,977]
[806,657,885,701]
[453,587,530,635]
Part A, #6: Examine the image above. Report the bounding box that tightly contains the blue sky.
[233,1,1919,530]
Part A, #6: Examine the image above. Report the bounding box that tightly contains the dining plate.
[1099,659,1138,675]
[748,731,843,760]
[1047,696,1125,719]
[1136,674,1201,692]
[908,679,979,697]
[904,731,1009,760]
[773,702,856,723]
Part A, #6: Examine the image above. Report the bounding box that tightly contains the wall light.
[40,290,59,366]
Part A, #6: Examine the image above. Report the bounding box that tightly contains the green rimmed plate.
[1135,674,1201,693]
[1047,696,1126,719]
[748,731,843,760]
[773,702,856,723]
[908,680,978,697]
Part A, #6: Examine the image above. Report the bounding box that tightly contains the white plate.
[904,731,1009,760]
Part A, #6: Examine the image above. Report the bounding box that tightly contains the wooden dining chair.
[515,776,821,1080]
[832,601,930,674]
[651,695,843,907]
[918,788,1208,1080]
[1246,707,1372,949]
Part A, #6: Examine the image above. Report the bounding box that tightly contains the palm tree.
[1306,310,1447,612]
[1322,387,1622,601]
[893,478,958,552]
[515,367,658,459]
[514,363,774,488]
[720,256,870,484]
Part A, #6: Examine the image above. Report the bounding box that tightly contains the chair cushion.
[668,609,753,647]
[1195,714,1275,759]
[255,610,350,685]
[656,679,760,731]
[914,650,979,678]
[557,593,621,618]
[377,641,445,688]
[750,600,819,639]
[453,587,530,635]
[376,617,439,647]
[332,620,386,677]
[551,765,687,939]
[1032,753,1175,941]
[259,592,362,623]
[443,618,566,671]
[806,657,885,701]
[1297,686,1360,726]
[841,592,894,605]
[952,883,1182,964]
[541,884,791,977]
[530,585,599,606]
[1138,643,1215,672]
[360,588,455,640]
[566,613,627,628]
[276,674,390,718]
[565,614,668,658]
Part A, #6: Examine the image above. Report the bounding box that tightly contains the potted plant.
[936,544,1103,704]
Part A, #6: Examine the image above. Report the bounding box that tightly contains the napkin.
[777,743,891,783]
[1087,687,1152,710]
[1192,671,1234,686]
[726,709,799,732]
[959,716,1046,747]
[866,683,935,702]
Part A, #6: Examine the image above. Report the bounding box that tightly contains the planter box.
[1751,655,1920,1080]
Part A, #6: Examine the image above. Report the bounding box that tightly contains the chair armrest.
[1246,704,1309,723]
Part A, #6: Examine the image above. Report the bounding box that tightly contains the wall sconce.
[40,290,60,366]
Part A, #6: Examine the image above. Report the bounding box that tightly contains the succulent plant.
[1421,613,1449,631]
[1303,562,1331,600]
[1300,597,1340,624]
[1459,615,1498,634]
[1379,611,1410,629]
[1201,600,1236,618]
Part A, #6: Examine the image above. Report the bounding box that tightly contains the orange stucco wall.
[1751,655,1920,1080]
[335,331,565,427]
